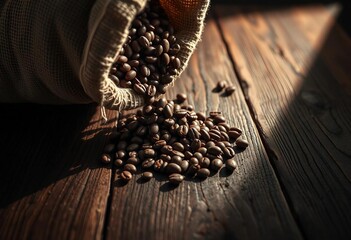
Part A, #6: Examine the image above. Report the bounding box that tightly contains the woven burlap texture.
[0,0,210,111]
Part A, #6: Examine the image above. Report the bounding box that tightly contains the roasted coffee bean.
[216,80,227,91]
[147,85,157,97]
[176,93,187,103]
[166,163,182,174]
[144,148,156,157]
[188,128,200,140]
[235,138,249,148]
[171,150,185,158]
[199,157,210,168]
[225,86,236,95]
[196,168,210,179]
[100,154,111,164]
[154,159,164,172]
[161,145,173,154]
[189,157,199,165]
[196,112,206,121]
[121,170,133,181]
[200,129,210,141]
[142,158,155,168]
[116,150,127,159]
[126,143,139,152]
[154,139,167,149]
[141,171,153,181]
[169,173,184,184]
[176,125,188,137]
[163,104,173,118]
[129,151,138,158]
[179,160,189,173]
[207,146,223,156]
[149,123,159,134]
[172,142,185,152]
[211,159,223,171]
[184,151,193,159]
[114,159,124,168]
[160,154,172,162]
[124,163,137,174]
[191,139,202,152]
[226,159,237,172]
[228,130,242,140]
[213,115,226,124]
[126,157,140,165]
[198,147,207,156]
[193,152,203,160]
[134,83,146,95]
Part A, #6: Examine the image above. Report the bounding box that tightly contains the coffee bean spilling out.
[215,80,236,96]
[109,0,181,104]
[100,96,249,185]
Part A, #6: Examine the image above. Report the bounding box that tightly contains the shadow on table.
[0,103,115,207]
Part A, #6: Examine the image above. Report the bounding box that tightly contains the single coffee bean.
[161,145,173,155]
[198,147,207,156]
[213,115,226,124]
[171,155,183,165]
[154,159,164,172]
[169,173,184,184]
[149,123,159,134]
[163,104,173,118]
[138,36,150,48]
[176,125,189,137]
[166,163,182,174]
[171,150,185,158]
[124,163,137,174]
[228,130,242,140]
[199,157,210,168]
[126,143,139,152]
[179,160,189,173]
[114,159,124,168]
[100,154,111,164]
[121,170,133,181]
[172,142,185,152]
[141,171,153,181]
[161,39,170,52]
[133,83,146,95]
[200,128,210,141]
[225,86,236,95]
[126,157,140,165]
[141,65,151,77]
[196,168,210,179]
[207,146,223,156]
[235,138,249,149]
[226,159,237,172]
[216,80,227,91]
[191,139,202,152]
[184,151,193,159]
[125,70,137,80]
[175,93,187,103]
[142,158,155,168]
[196,112,206,121]
[211,159,223,172]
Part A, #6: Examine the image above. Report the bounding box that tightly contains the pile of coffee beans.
[109,0,181,104]
[101,95,249,185]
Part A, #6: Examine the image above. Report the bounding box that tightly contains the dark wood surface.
[1,4,350,240]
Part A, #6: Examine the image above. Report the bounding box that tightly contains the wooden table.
[1,4,350,240]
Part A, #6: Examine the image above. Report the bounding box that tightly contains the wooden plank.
[216,4,351,239]
[0,104,114,240]
[105,17,302,240]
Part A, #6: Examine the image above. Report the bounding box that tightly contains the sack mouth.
[79,0,210,111]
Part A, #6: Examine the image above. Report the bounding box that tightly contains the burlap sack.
[0,0,210,111]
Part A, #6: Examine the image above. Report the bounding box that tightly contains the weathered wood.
[216,4,351,239]
[105,17,302,240]
[0,104,114,240]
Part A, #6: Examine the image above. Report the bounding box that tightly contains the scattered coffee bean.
[197,168,210,179]
[216,80,227,91]
[211,158,223,172]
[141,171,153,181]
[121,170,133,181]
[226,159,237,172]
[114,159,124,168]
[169,173,184,184]
[124,163,137,174]
[225,86,236,95]
[235,138,249,149]
[100,154,111,164]
[176,93,187,103]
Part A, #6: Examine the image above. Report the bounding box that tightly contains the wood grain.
[0,104,115,240]
[216,4,351,239]
[105,17,302,240]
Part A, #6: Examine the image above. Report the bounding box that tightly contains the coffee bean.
[196,168,210,179]
[114,159,124,168]
[226,159,237,172]
[211,159,223,171]
[138,36,150,48]
[160,154,172,162]
[166,163,182,174]
[142,158,155,168]
[200,129,210,141]
[235,138,249,148]
[126,143,139,152]
[154,159,164,172]
[179,160,189,173]
[213,115,226,124]
[172,142,185,152]
[191,139,202,152]
[216,80,227,91]
[199,157,210,168]
[161,145,173,154]
[225,86,236,95]
[124,163,137,174]
[168,173,184,184]
[121,170,133,181]
[198,147,207,156]
[228,130,242,140]
[142,171,153,180]
[100,154,111,164]
[163,104,173,118]
[176,125,189,137]
[171,155,183,165]
[207,146,223,156]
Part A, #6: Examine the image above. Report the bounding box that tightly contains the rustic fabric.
[0,0,210,111]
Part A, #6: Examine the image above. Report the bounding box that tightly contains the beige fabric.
[0,0,210,111]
